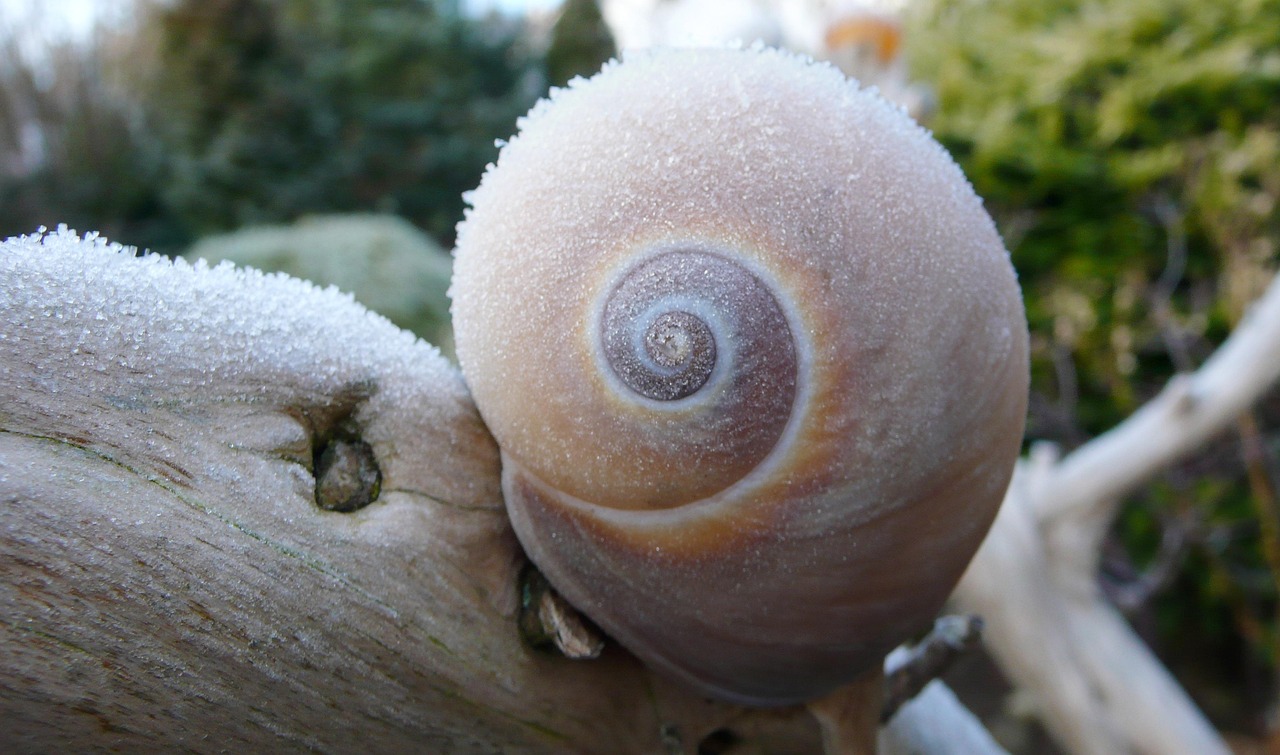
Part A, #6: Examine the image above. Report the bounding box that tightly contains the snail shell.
[451,46,1028,706]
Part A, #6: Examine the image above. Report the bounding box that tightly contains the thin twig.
[1237,411,1280,666]
[1148,195,1195,373]
[1103,512,1193,615]
[516,564,605,660]
[881,615,984,722]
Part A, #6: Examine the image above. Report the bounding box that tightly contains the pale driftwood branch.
[0,228,993,752]
[879,681,1007,755]
[954,271,1280,754]
[1043,266,1280,553]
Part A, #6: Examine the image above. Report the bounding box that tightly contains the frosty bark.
[0,229,993,753]
[954,272,1280,754]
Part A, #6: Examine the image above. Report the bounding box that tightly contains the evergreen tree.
[144,0,539,245]
[545,0,616,88]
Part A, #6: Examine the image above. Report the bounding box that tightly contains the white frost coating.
[184,214,455,356]
[452,44,1016,517]
[1,226,464,459]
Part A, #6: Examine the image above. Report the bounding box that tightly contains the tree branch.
[951,269,1280,754]
[1042,269,1280,556]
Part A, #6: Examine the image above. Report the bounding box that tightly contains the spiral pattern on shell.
[594,245,798,506]
[451,46,1029,705]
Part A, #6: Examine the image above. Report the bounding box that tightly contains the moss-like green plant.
[186,214,454,357]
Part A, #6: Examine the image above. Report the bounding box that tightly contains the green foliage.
[907,0,1280,732]
[185,214,455,356]
[545,0,617,88]
[909,0,1279,426]
[143,0,540,246]
[0,1,541,253]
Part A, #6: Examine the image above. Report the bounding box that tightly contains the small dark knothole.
[313,428,381,513]
[696,728,741,755]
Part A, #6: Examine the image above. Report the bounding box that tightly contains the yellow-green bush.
[186,214,454,357]
[908,0,1280,732]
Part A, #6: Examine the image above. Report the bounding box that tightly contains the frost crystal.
[0,225,459,419]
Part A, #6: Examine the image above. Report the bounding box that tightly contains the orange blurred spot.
[825,16,903,65]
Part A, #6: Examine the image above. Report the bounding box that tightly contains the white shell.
[451,46,1028,705]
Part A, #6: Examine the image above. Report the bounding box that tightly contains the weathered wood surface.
[0,229,997,753]
[0,230,742,752]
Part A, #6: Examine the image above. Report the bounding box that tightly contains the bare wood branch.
[0,230,746,752]
[1041,269,1280,553]
[951,270,1280,754]
[879,681,1008,755]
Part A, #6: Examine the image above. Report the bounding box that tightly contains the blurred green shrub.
[142,0,540,247]
[907,0,1280,734]
[0,0,543,254]
[545,0,616,87]
[185,214,455,356]
[909,0,1279,427]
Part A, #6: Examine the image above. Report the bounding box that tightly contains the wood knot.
[314,436,381,512]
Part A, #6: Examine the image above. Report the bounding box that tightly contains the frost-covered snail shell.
[451,46,1028,706]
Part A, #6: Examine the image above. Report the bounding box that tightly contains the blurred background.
[2,0,1277,751]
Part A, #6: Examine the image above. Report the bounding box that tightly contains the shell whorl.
[450,46,1029,706]
[602,253,724,403]
[595,247,798,505]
